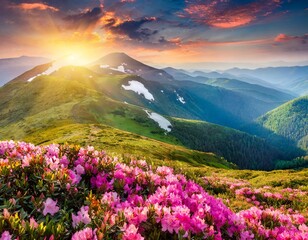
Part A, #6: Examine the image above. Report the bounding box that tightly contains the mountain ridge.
[0,65,297,170]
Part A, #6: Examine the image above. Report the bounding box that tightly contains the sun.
[50,40,103,66]
[66,54,84,65]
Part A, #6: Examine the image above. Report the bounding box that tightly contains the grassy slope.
[0,66,303,170]
[0,68,233,169]
[20,123,234,169]
[258,95,308,149]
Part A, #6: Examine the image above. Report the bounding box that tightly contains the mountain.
[189,69,275,88]
[224,66,308,95]
[258,95,308,151]
[5,52,301,130]
[0,64,292,170]
[0,56,50,86]
[198,78,294,103]
[287,77,308,96]
[8,55,282,128]
[91,55,299,126]
[164,67,295,111]
[90,52,174,82]
[163,67,199,82]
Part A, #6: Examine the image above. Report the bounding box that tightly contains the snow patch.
[158,73,163,76]
[144,110,172,132]
[100,64,109,68]
[111,65,126,73]
[101,63,133,74]
[27,74,42,82]
[161,90,164,93]
[27,58,80,82]
[176,93,186,104]
[122,80,154,101]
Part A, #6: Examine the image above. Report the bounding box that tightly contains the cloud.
[14,3,59,11]
[183,0,281,28]
[275,33,308,44]
[273,33,308,52]
[68,32,101,43]
[105,17,158,41]
[64,7,103,30]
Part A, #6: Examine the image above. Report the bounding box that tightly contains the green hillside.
[0,66,291,170]
[170,118,280,170]
[258,96,308,150]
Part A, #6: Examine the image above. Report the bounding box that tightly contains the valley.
[1,54,307,171]
[0,52,307,240]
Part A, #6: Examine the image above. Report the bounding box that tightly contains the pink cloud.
[275,33,308,43]
[183,0,281,28]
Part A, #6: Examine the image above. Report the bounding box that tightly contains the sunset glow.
[0,0,307,68]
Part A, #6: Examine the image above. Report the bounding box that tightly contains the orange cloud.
[208,15,253,29]
[16,3,59,11]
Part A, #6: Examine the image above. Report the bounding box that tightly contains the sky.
[0,0,308,69]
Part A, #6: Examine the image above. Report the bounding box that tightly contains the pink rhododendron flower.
[68,170,82,185]
[1,141,308,239]
[122,224,144,240]
[72,206,91,228]
[71,228,97,240]
[30,217,38,229]
[3,209,10,219]
[43,198,59,216]
[74,164,85,175]
[21,154,31,168]
[0,231,12,240]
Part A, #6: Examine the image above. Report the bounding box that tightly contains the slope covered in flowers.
[0,141,307,239]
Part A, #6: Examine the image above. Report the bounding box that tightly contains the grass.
[18,123,234,169]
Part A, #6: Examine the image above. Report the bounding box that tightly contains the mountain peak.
[91,52,154,72]
[101,52,136,62]
[89,52,174,82]
[105,52,132,58]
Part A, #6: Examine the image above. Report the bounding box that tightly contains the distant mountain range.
[224,66,308,96]
[0,52,307,170]
[0,56,50,86]
[164,67,295,105]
